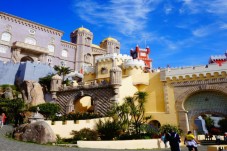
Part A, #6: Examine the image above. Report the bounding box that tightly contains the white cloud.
[180,0,227,17]
[220,24,227,30]
[73,0,162,35]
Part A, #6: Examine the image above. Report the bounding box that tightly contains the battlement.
[45,117,109,138]
[124,59,145,69]
[210,55,226,60]
[95,53,132,63]
[160,63,227,81]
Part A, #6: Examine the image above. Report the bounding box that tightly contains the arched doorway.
[20,56,34,62]
[73,96,94,113]
[184,91,227,133]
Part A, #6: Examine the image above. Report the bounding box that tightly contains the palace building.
[1,12,227,135]
[0,12,120,73]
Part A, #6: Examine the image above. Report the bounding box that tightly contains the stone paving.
[0,125,208,151]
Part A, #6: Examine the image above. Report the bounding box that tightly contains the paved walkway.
[0,125,208,151]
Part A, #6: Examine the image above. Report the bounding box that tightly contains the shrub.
[29,103,60,119]
[96,119,122,140]
[159,124,183,136]
[71,128,98,141]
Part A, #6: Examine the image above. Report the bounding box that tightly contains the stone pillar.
[39,54,46,63]
[178,110,189,134]
[110,58,122,102]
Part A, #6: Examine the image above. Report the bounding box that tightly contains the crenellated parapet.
[123,59,145,69]
[95,53,132,63]
[160,63,227,81]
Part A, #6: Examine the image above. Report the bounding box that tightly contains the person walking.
[184,131,198,151]
[166,129,181,151]
[1,113,7,128]
[161,131,168,148]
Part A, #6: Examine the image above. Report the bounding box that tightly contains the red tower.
[209,51,227,66]
[130,45,152,70]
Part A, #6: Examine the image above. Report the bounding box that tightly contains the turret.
[110,58,122,102]
[100,37,120,54]
[50,74,62,99]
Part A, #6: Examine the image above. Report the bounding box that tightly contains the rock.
[3,87,14,99]
[21,80,45,105]
[14,121,56,144]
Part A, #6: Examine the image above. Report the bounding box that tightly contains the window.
[25,37,36,45]
[0,45,7,53]
[62,49,68,57]
[1,32,11,42]
[48,44,55,53]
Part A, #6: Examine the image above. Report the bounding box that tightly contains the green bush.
[29,103,61,119]
[51,112,102,122]
[96,119,122,140]
[159,124,183,136]
[71,128,98,142]
[0,98,25,122]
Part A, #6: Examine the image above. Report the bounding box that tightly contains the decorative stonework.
[56,85,115,115]
[163,83,170,113]
[171,78,227,133]
[0,12,63,36]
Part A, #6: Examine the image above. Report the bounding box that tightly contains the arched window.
[48,44,55,53]
[62,49,68,57]
[25,37,36,45]
[1,32,11,42]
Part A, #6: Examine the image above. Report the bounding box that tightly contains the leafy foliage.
[51,112,102,122]
[159,124,183,136]
[54,65,73,85]
[96,119,122,140]
[29,103,61,119]
[218,118,227,133]
[204,116,214,131]
[108,91,151,138]
[38,74,54,92]
[0,98,25,122]
[71,128,98,141]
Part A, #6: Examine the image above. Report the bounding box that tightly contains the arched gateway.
[172,79,227,133]
[55,85,115,115]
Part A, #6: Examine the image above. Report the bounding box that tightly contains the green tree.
[39,74,54,92]
[0,98,25,122]
[204,116,214,132]
[29,103,61,119]
[108,91,151,137]
[218,118,227,133]
[126,91,150,135]
[53,65,73,85]
[159,124,183,136]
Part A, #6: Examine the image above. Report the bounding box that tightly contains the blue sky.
[1,0,227,68]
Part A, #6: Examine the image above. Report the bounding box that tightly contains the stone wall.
[0,61,55,85]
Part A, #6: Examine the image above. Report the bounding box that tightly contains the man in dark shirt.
[166,129,181,151]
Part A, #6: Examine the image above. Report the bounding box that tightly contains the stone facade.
[0,12,120,72]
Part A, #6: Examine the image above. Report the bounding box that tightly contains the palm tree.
[54,65,73,84]
[125,92,150,136]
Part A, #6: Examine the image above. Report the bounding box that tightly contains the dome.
[102,37,118,42]
[75,27,90,32]
[52,74,62,80]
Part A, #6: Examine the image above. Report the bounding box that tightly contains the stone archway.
[55,86,115,115]
[172,80,227,134]
[20,56,34,62]
[184,91,227,132]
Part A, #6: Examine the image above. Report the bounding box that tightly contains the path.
[0,125,208,151]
